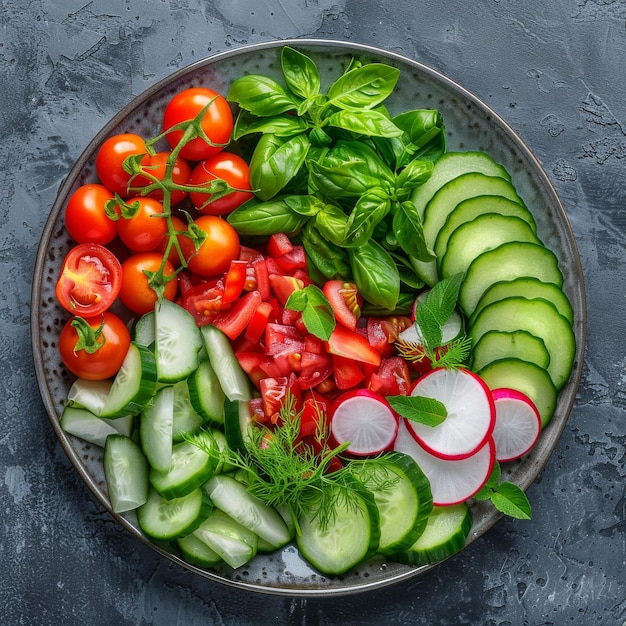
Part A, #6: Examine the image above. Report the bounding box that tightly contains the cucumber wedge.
[66,378,112,416]
[176,532,222,567]
[470,329,551,373]
[392,503,472,566]
[468,296,575,390]
[478,358,558,427]
[469,276,574,326]
[171,380,204,441]
[100,343,157,419]
[439,213,540,279]
[60,405,122,448]
[459,241,564,316]
[187,359,226,426]
[435,194,537,260]
[140,385,174,473]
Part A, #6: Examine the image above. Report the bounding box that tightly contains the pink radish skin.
[491,388,541,462]
[394,419,495,505]
[330,389,399,457]
[406,368,496,460]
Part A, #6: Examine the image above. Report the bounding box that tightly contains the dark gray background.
[2,1,625,624]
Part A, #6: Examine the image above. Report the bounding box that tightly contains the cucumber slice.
[296,483,380,575]
[435,194,537,260]
[349,452,433,555]
[223,398,254,452]
[60,405,121,448]
[132,311,155,347]
[478,358,558,427]
[470,276,574,326]
[140,385,174,472]
[103,434,149,513]
[66,378,112,416]
[176,532,222,567]
[470,329,551,373]
[137,486,212,541]
[171,380,203,441]
[187,359,226,426]
[459,241,564,316]
[439,213,540,279]
[201,325,251,401]
[191,508,258,569]
[149,438,218,499]
[100,343,157,419]
[203,474,293,549]
[469,296,575,390]
[154,299,203,383]
[392,503,472,566]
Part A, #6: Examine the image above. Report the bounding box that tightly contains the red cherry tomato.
[189,152,254,215]
[119,252,177,315]
[59,312,131,380]
[162,87,233,161]
[154,215,195,267]
[184,215,240,277]
[132,151,191,206]
[55,243,122,317]
[64,184,118,245]
[116,197,168,252]
[96,133,147,197]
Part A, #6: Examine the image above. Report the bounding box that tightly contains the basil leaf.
[325,109,403,138]
[361,291,414,316]
[349,240,400,309]
[285,285,335,341]
[326,63,400,110]
[386,395,447,427]
[281,46,321,100]
[388,250,425,289]
[284,195,325,217]
[393,109,446,164]
[227,197,307,236]
[315,204,349,246]
[249,133,310,200]
[343,188,391,247]
[232,110,309,140]
[489,483,532,520]
[302,222,351,279]
[392,200,434,261]
[227,75,297,116]
[395,158,433,195]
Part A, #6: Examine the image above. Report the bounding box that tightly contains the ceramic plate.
[31,39,586,596]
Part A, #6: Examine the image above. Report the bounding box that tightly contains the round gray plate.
[31,39,586,596]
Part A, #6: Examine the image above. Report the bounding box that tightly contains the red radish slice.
[394,419,495,505]
[406,368,495,460]
[330,389,399,456]
[491,388,541,462]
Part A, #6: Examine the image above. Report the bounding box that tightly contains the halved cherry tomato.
[131,151,191,206]
[332,354,365,390]
[116,196,168,252]
[55,243,122,318]
[95,133,147,197]
[162,87,233,161]
[59,312,131,380]
[189,152,254,215]
[181,278,225,325]
[323,280,362,331]
[325,324,382,367]
[119,252,177,315]
[64,184,118,245]
[184,215,240,277]
[368,357,412,396]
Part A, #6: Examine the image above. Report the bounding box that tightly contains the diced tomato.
[236,351,272,389]
[244,300,274,344]
[269,273,304,305]
[222,259,248,303]
[264,322,305,357]
[366,316,413,357]
[260,375,302,423]
[267,233,294,258]
[212,290,262,339]
[248,397,267,423]
[304,334,324,355]
[182,278,225,325]
[281,307,301,326]
[298,435,344,473]
[298,351,333,390]
[275,245,306,273]
[325,324,382,367]
[323,280,362,331]
[298,397,325,439]
[332,354,365,390]
[368,356,412,396]
[177,269,196,297]
[239,246,271,300]
[292,269,314,287]
[263,354,293,377]
[264,256,283,276]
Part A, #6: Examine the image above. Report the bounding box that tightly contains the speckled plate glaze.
[31,39,586,596]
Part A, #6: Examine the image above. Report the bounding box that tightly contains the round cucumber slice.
[470,329,551,373]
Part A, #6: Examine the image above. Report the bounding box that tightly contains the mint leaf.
[386,395,447,427]
[473,462,502,500]
[425,273,463,324]
[490,482,532,520]
[285,285,335,340]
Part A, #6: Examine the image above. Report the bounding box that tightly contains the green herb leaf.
[326,109,403,138]
[343,188,391,248]
[386,395,447,426]
[392,200,434,262]
[490,482,532,520]
[227,75,297,116]
[302,222,351,280]
[281,46,321,100]
[227,197,307,236]
[285,285,336,340]
[326,63,400,111]
[232,110,309,140]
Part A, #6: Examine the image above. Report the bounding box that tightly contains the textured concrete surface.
[2,1,625,624]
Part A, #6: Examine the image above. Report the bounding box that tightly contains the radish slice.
[394,419,495,505]
[491,388,541,462]
[406,368,495,460]
[330,390,399,456]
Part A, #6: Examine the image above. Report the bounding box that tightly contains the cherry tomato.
[185,215,240,277]
[189,152,254,215]
[119,252,177,315]
[59,312,131,380]
[162,87,233,161]
[132,151,191,206]
[96,133,147,196]
[117,197,168,252]
[64,184,118,245]
[56,243,122,317]
[155,215,195,267]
